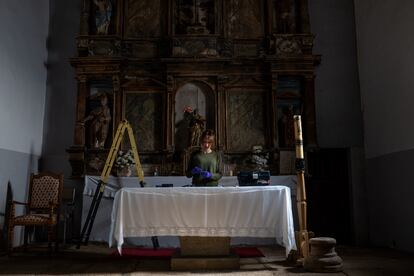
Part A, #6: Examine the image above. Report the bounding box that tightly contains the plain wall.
[0,0,49,244]
[309,0,367,244]
[41,0,80,175]
[354,0,414,251]
[40,0,83,241]
[309,0,364,148]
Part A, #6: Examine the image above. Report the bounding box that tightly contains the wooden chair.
[8,172,64,254]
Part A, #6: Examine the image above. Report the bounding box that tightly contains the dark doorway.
[306,148,352,244]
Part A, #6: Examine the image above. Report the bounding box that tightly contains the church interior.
[1,0,414,275]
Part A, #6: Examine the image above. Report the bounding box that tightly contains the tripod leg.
[151,236,159,249]
[84,189,104,245]
[77,180,102,249]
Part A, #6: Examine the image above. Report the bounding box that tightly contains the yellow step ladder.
[77,120,145,248]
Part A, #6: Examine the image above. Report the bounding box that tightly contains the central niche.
[175,0,215,35]
[174,81,215,150]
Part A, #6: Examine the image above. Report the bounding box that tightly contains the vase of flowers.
[248,145,269,171]
[115,149,135,177]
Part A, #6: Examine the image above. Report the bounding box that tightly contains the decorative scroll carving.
[234,42,258,57]
[124,0,161,37]
[275,36,302,55]
[269,35,314,56]
[226,0,262,39]
[77,38,89,49]
[88,39,121,56]
[172,37,218,57]
[122,41,158,58]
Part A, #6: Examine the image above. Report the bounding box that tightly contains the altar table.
[82,175,297,248]
[109,186,296,256]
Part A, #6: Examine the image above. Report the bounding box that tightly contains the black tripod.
[77,179,159,249]
[77,180,105,248]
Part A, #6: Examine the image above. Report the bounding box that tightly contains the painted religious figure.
[183,106,206,147]
[84,93,111,148]
[94,0,112,35]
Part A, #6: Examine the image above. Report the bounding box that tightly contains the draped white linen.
[109,186,296,256]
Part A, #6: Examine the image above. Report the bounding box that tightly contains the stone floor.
[0,243,414,275]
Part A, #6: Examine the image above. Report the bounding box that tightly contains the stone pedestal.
[304,237,343,272]
[171,236,239,270]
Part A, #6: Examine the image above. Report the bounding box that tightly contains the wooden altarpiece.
[67,0,320,177]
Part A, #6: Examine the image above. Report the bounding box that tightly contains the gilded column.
[217,75,228,151]
[112,75,122,127]
[74,75,88,146]
[269,73,278,149]
[166,75,174,151]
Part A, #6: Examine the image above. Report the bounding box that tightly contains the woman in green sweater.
[186,129,222,186]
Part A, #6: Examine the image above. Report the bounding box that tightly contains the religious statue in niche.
[93,0,112,35]
[183,106,206,147]
[84,93,111,148]
[278,105,295,148]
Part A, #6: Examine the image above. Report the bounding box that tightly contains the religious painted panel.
[85,79,114,149]
[124,0,161,37]
[90,0,117,35]
[226,91,265,151]
[175,0,215,35]
[124,92,163,151]
[225,0,262,39]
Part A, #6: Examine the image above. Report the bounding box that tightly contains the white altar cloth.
[109,186,296,256]
[84,175,297,198]
[82,175,297,246]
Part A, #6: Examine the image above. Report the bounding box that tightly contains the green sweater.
[186,151,222,186]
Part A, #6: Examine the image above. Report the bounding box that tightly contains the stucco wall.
[354,0,414,251]
[0,0,49,244]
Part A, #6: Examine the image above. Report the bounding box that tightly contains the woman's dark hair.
[200,129,215,146]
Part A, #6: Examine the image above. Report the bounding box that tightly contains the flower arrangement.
[114,149,136,169]
[249,145,269,171]
[183,106,193,114]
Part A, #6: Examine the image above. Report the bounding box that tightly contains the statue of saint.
[189,109,206,147]
[84,94,111,148]
[94,0,112,35]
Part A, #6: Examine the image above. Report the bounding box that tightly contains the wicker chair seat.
[14,214,56,225]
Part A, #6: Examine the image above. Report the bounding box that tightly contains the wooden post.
[294,115,309,260]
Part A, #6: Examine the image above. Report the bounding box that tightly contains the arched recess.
[174,81,215,151]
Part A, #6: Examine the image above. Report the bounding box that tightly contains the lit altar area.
[67,0,320,270]
[67,0,319,178]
